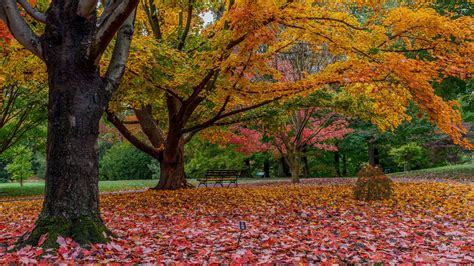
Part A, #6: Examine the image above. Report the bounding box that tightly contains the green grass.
[0,179,159,199]
[388,162,474,178]
[0,178,288,199]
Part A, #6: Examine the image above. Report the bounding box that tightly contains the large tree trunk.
[153,136,191,190]
[20,8,111,248]
[19,5,118,247]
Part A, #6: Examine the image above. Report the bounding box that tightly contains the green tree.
[2,146,33,186]
[389,142,428,171]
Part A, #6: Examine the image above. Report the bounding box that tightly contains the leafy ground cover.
[0,180,472,264]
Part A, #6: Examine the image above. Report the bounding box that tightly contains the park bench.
[198,170,240,187]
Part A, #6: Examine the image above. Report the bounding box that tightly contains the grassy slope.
[388,163,474,178]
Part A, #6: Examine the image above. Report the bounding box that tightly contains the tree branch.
[76,0,98,19]
[103,10,136,99]
[17,0,46,23]
[177,0,193,50]
[91,0,139,61]
[0,0,43,59]
[106,110,161,158]
[182,97,279,134]
[134,106,165,147]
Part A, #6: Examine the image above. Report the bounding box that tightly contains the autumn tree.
[1,32,47,155]
[0,0,139,246]
[226,110,352,183]
[108,1,472,190]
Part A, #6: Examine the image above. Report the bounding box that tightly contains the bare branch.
[17,0,46,23]
[0,0,43,60]
[91,0,139,60]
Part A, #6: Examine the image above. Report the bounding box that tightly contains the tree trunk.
[288,156,301,183]
[302,147,309,178]
[342,153,347,176]
[20,11,111,248]
[278,157,290,177]
[263,159,270,178]
[242,158,251,178]
[368,138,379,167]
[334,150,341,177]
[153,136,191,190]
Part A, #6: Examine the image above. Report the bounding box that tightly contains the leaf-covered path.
[0,181,472,263]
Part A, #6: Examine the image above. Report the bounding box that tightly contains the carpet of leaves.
[0,181,472,264]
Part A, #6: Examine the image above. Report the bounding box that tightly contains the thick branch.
[134,106,165,148]
[91,0,139,61]
[106,110,161,158]
[0,0,43,59]
[103,10,136,99]
[17,0,46,23]
[76,0,98,19]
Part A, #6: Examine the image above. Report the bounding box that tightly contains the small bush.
[99,143,156,180]
[353,165,393,201]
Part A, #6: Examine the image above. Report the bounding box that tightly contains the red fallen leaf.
[37,233,48,246]
[56,236,67,247]
[34,249,43,257]
[57,246,68,256]
[19,257,29,264]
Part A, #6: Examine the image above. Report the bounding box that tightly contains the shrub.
[99,143,156,180]
[389,142,428,171]
[353,165,393,201]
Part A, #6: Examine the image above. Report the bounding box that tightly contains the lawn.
[0,180,472,263]
[0,178,294,199]
[0,180,158,199]
[389,163,474,180]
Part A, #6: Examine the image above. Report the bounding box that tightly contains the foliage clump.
[353,165,393,201]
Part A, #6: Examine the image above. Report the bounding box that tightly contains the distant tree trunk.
[154,136,191,190]
[334,150,341,177]
[287,155,301,183]
[263,159,270,178]
[242,158,251,178]
[278,157,290,177]
[368,138,379,166]
[302,146,309,178]
[342,153,347,176]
